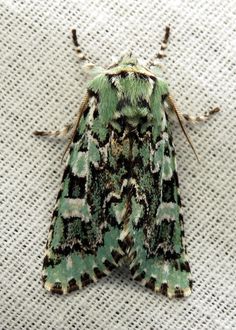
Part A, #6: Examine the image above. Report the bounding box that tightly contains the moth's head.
[75,26,169,78]
[106,51,153,73]
[107,51,160,76]
[83,51,159,78]
[117,51,138,66]
[84,51,141,77]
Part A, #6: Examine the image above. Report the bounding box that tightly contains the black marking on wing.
[133,271,145,281]
[68,175,86,199]
[67,278,79,293]
[81,273,94,287]
[160,283,168,296]
[145,277,156,291]
[162,177,176,203]
[93,267,106,279]
[51,282,63,294]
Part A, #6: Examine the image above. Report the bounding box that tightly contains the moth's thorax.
[87,57,169,137]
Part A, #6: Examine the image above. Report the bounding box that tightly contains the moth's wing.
[42,97,124,294]
[128,127,192,298]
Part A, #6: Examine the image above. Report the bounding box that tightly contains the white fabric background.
[1,0,236,329]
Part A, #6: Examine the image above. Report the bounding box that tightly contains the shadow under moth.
[34,26,220,298]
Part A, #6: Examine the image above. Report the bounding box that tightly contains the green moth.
[34,27,219,298]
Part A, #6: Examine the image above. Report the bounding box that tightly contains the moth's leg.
[181,108,220,123]
[165,95,220,124]
[33,123,73,138]
[71,28,88,61]
[34,93,90,140]
[147,26,170,68]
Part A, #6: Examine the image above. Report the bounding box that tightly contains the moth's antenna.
[147,25,170,68]
[71,28,90,62]
[61,92,90,162]
[166,95,200,163]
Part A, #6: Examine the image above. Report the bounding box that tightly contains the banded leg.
[33,93,90,139]
[181,108,220,124]
[33,123,74,138]
[165,95,220,124]
[147,26,170,68]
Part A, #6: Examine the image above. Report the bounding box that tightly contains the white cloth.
[1,0,235,329]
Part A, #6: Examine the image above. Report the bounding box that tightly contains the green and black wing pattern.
[42,94,126,294]
[42,63,192,298]
[127,119,192,298]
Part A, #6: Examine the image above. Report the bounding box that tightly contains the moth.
[34,26,219,298]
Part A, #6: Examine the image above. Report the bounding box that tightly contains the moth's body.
[42,55,192,298]
[35,27,219,298]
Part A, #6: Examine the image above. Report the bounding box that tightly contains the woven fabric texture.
[1,0,235,329]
